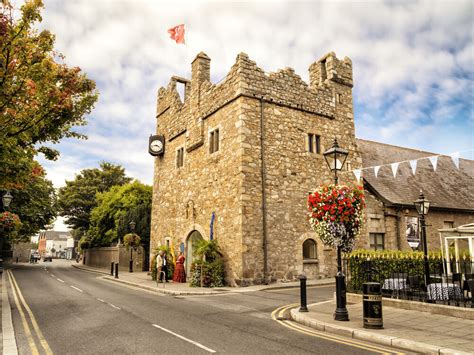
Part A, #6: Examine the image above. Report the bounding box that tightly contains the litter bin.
[363,282,383,329]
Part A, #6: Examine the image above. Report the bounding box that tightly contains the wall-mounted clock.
[149,135,165,156]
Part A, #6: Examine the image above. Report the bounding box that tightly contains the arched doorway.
[186,230,203,276]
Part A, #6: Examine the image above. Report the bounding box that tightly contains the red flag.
[168,24,185,44]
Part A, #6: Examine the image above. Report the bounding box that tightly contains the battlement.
[156,51,354,143]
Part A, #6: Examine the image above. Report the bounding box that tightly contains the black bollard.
[115,263,119,279]
[16,257,19,263]
[298,274,309,312]
[111,262,114,276]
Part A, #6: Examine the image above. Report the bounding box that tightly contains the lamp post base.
[334,272,349,321]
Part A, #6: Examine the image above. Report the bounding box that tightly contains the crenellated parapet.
[156,51,353,144]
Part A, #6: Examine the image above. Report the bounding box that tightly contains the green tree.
[57,162,131,232]
[0,0,98,189]
[0,168,56,250]
[87,181,152,247]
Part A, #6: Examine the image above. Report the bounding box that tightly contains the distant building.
[38,231,74,259]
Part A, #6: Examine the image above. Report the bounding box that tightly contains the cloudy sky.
[34,0,472,193]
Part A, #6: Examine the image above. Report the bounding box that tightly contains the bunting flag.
[391,162,399,177]
[409,160,417,175]
[374,166,381,178]
[168,24,185,44]
[348,148,471,182]
[429,156,438,171]
[450,152,460,169]
[210,212,215,241]
[353,169,362,183]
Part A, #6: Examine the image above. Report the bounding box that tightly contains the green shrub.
[346,249,450,293]
[190,259,225,288]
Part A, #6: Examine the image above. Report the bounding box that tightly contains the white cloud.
[30,0,473,188]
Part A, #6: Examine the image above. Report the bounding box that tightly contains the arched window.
[303,239,317,260]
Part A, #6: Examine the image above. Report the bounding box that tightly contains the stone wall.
[85,246,145,272]
[151,51,361,286]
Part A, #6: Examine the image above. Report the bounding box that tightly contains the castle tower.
[151,51,361,286]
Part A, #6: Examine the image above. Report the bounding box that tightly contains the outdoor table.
[382,278,407,298]
[427,283,463,301]
[383,278,407,290]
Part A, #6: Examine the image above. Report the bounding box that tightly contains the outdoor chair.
[405,275,425,300]
[452,273,463,289]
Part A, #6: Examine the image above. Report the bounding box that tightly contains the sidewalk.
[291,301,474,354]
[71,263,334,295]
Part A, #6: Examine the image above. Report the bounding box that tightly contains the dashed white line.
[56,278,65,283]
[96,298,106,303]
[109,304,121,310]
[70,286,83,293]
[50,274,55,277]
[152,324,216,353]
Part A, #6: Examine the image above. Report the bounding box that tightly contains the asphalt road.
[7,260,394,354]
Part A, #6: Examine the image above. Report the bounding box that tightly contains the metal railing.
[346,258,474,308]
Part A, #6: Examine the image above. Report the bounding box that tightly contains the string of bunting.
[351,148,473,183]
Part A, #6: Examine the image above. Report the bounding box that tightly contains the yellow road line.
[272,304,403,355]
[8,269,54,355]
[7,270,39,355]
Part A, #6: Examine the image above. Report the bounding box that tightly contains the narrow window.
[176,148,184,168]
[369,233,384,251]
[303,239,317,259]
[337,93,343,104]
[315,135,321,154]
[209,129,220,154]
[308,134,321,154]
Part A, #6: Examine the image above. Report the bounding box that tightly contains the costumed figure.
[172,251,186,283]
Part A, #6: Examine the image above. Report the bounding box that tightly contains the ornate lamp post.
[323,138,349,321]
[414,191,430,287]
[129,221,136,273]
[2,191,13,211]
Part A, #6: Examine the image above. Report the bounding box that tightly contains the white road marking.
[70,286,83,293]
[97,298,106,303]
[109,304,121,310]
[50,274,55,277]
[56,278,65,283]
[152,324,216,353]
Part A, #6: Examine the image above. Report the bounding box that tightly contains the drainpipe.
[260,96,269,284]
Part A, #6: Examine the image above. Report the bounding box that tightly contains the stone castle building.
[151,51,361,286]
[150,51,474,286]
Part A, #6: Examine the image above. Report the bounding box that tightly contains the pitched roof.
[356,139,474,211]
[41,231,71,241]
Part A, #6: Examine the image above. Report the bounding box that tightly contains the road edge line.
[8,270,53,355]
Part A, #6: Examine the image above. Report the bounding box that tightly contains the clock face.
[150,140,163,152]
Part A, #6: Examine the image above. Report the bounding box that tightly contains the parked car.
[43,253,53,262]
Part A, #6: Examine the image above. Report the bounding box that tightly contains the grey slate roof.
[357,139,474,211]
[41,231,71,240]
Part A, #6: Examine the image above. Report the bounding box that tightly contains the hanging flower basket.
[0,211,21,231]
[307,184,365,253]
[123,233,141,250]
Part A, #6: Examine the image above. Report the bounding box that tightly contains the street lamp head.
[323,138,349,172]
[129,221,136,231]
[414,190,430,216]
[2,191,13,208]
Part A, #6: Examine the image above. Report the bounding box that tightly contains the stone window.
[443,221,454,229]
[307,134,321,154]
[303,239,317,259]
[209,128,220,154]
[337,93,343,104]
[369,233,384,251]
[176,147,184,168]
